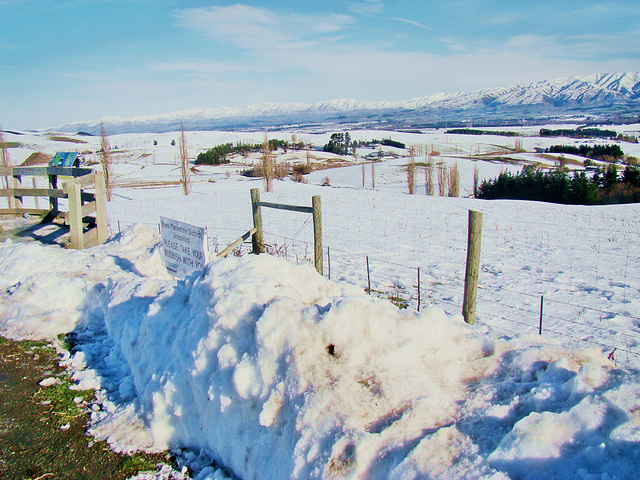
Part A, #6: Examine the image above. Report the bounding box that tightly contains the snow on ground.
[2,226,640,480]
[1,126,640,478]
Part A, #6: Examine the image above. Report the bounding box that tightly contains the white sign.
[160,217,209,278]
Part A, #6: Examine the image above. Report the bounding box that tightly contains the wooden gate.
[0,166,108,249]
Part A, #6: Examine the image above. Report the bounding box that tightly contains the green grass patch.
[2,336,179,478]
[0,141,20,148]
[386,286,410,309]
[364,287,410,309]
[29,337,94,426]
[35,379,95,426]
[57,332,74,352]
[121,453,162,477]
[16,339,51,352]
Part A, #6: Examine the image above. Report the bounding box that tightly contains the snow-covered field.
[1,126,640,479]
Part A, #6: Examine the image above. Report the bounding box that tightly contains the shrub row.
[195,139,306,165]
[323,133,407,156]
[539,128,618,139]
[478,165,640,205]
[541,144,624,160]
[445,128,519,137]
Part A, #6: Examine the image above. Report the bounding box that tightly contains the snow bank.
[1,225,639,479]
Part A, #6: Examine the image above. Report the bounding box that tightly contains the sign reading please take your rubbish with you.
[160,217,209,278]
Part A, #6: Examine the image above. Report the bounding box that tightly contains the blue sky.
[1,0,639,129]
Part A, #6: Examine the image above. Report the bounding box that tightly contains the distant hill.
[55,72,640,134]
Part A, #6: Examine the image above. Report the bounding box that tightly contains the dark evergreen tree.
[622,165,640,187]
[602,164,618,190]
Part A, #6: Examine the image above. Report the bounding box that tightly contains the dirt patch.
[0,337,171,479]
[48,136,87,144]
[20,152,52,166]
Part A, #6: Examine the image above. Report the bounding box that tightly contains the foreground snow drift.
[1,225,640,479]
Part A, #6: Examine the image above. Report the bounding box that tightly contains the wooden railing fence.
[0,166,108,249]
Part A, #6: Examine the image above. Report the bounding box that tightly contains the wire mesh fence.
[106,182,640,367]
[249,189,640,367]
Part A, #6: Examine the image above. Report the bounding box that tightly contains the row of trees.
[539,128,618,139]
[195,138,308,165]
[478,165,640,205]
[195,142,256,165]
[541,144,624,160]
[380,138,406,149]
[323,133,407,155]
[445,128,519,137]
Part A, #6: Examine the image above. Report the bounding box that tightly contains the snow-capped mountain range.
[58,72,640,134]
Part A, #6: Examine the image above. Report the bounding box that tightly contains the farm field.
[1,124,640,479]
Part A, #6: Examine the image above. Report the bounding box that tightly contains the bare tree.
[448,163,460,197]
[437,162,447,197]
[425,154,434,196]
[262,132,274,192]
[179,124,191,195]
[407,146,415,194]
[100,123,113,201]
[514,137,524,152]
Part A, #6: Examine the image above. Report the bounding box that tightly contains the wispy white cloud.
[389,17,432,30]
[438,37,468,52]
[167,4,639,105]
[558,4,615,16]
[148,58,275,76]
[174,4,355,51]
[10,1,640,129]
[132,39,634,111]
[500,33,640,60]
[481,13,526,26]
[503,34,557,50]
[348,0,384,15]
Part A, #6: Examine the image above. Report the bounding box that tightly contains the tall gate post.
[462,210,483,325]
[312,195,322,275]
[250,188,265,254]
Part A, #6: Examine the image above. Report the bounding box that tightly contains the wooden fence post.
[250,188,264,254]
[462,210,483,325]
[371,161,375,190]
[49,173,58,213]
[94,171,108,243]
[13,174,22,211]
[312,195,322,275]
[66,182,84,249]
[32,177,39,210]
